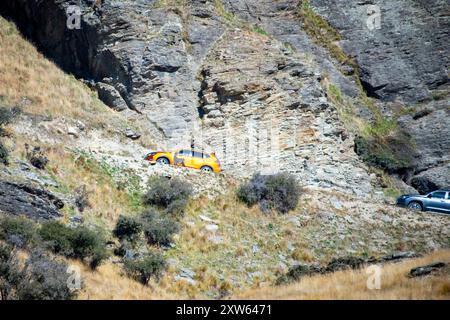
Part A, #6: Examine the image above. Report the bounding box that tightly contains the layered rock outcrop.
[1,0,448,194]
[198,30,372,195]
[0,180,63,220]
[305,0,449,192]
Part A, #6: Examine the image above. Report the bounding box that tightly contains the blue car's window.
[431,192,446,199]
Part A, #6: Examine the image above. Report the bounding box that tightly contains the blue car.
[396,190,450,214]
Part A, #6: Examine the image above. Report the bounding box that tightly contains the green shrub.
[143,176,192,215]
[0,142,8,165]
[141,209,179,246]
[68,226,108,269]
[17,250,76,300]
[354,135,415,173]
[0,244,76,300]
[237,173,301,214]
[123,250,167,285]
[39,221,108,269]
[0,106,21,128]
[0,107,21,166]
[0,244,23,300]
[0,106,21,137]
[0,215,37,248]
[113,215,142,243]
[39,221,74,255]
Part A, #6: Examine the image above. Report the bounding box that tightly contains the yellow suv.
[144,149,222,173]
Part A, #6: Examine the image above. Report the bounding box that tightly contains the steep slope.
[0,1,449,300]
[235,250,450,300]
[220,0,450,192]
[306,0,450,193]
[0,0,388,197]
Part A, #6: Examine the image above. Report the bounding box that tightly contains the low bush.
[0,215,37,248]
[143,176,192,216]
[0,244,23,300]
[39,221,74,255]
[0,244,76,300]
[74,185,90,213]
[354,134,416,174]
[237,173,301,214]
[0,106,21,166]
[113,215,142,243]
[141,210,179,246]
[0,142,8,165]
[39,221,108,269]
[17,250,76,300]
[123,250,167,285]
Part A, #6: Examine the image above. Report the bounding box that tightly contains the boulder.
[96,82,128,111]
[409,262,446,278]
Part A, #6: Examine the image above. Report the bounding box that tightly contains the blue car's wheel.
[407,202,423,211]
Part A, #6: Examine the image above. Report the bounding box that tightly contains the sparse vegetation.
[0,106,21,165]
[0,244,76,300]
[74,185,91,213]
[123,250,167,285]
[26,145,49,170]
[0,17,114,126]
[237,173,301,214]
[297,1,356,72]
[0,215,37,248]
[143,176,192,216]
[354,134,415,173]
[0,243,23,300]
[0,143,8,165]
[325,82,416,175]
[0,106,21,135]
[235,250,450,300]
[252,25,269,36]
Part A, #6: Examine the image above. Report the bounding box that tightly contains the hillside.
[0,0,449,300]
[235,250,450,300]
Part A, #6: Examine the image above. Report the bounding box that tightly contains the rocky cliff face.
[309,0,449,103]
[306,0,450,193]
[0,0,448,194]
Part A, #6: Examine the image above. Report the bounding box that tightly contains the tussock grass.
[9,139,143,229]
[235,250,450,300]
[297,1,357,71]
[0,17,115,127]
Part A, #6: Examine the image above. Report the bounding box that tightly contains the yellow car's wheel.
[201,166,213,173]
[156,157,170,165]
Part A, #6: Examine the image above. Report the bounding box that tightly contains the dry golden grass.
[8,137,142,229]
[71,260,178,300]
[234,250,450,300]
[0,17,118,127]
